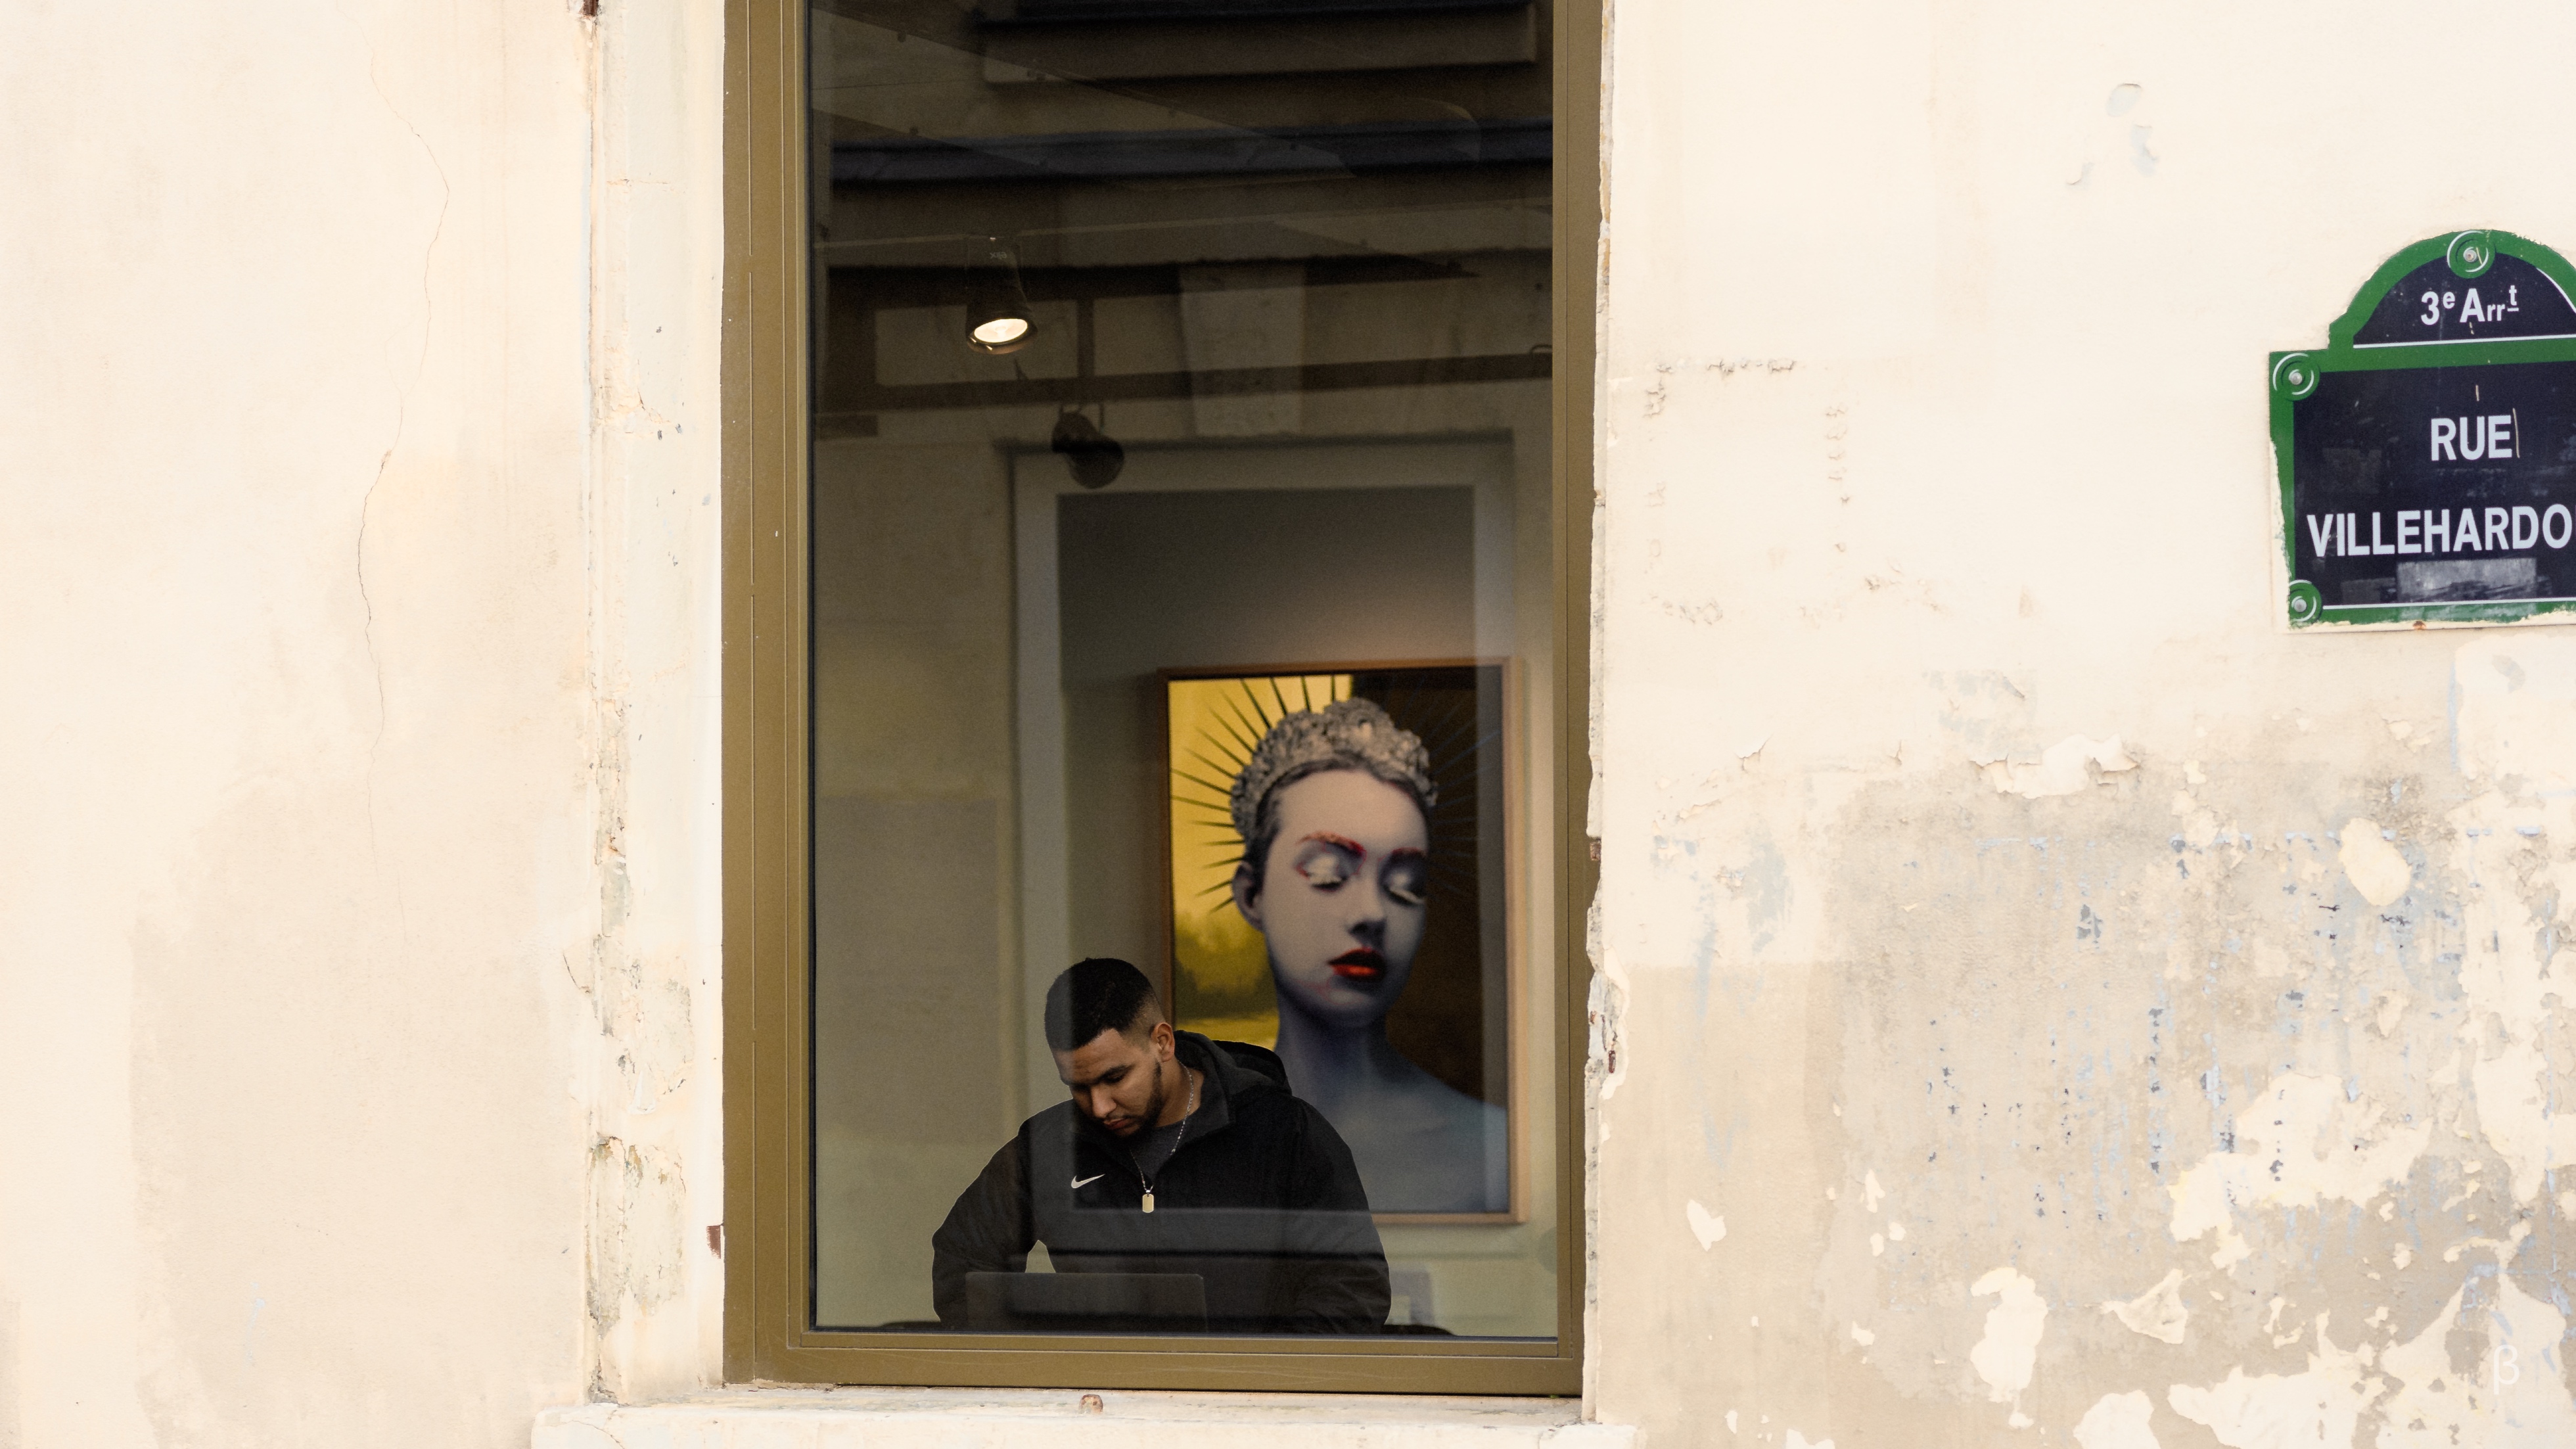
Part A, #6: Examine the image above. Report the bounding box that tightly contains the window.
[725,0,1595,1391]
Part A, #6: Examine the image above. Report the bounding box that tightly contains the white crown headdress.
[1228,697,1436,846]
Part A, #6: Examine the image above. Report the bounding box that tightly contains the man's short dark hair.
[1043,957,1164,1051]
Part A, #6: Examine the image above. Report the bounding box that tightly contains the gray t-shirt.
[1127,1107,1199,1184]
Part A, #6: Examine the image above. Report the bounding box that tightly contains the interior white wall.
[1591,3,2576,1446]
[0,1,725,1444]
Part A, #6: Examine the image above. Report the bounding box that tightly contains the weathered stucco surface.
[16,1,2576,1446]
[0,2,724,1444]
[1591,4,2576,1446]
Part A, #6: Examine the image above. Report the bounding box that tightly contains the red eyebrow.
[1298,831,1366,858]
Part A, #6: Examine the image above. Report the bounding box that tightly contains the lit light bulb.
[963,238,1037,354]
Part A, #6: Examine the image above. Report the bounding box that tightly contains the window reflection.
[808,0,1555,1336]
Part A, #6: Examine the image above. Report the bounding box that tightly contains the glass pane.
[808,0,1556,1339]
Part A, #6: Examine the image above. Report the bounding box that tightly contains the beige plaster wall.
[1590,4,2576,1446]
[22,0,2576,1445]
[0,1,725,1444]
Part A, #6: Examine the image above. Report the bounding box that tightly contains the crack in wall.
[340,3,452,953]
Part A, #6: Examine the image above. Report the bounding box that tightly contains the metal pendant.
[1141,1189,1155,1214]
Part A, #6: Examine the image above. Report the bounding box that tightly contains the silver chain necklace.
[1138,1065,1199,1215]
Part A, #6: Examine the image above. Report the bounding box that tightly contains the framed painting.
[1160,660,1518,1223]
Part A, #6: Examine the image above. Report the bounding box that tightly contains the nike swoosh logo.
[1071,1174,1105,1189]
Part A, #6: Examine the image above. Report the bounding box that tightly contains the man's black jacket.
[930,1030,1389,1334]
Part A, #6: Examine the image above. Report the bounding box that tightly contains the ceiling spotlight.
[965,238,1034,355]
[971,314,1030,350]
[1052,405,1124,490]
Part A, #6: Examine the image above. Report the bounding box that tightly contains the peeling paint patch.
[2166,1317,2378,1448]
[2167,1074,2427,1268]
[1685,1199,1726,1249]
[2376,1265,2576,1444]
[2454,637,2576,791]
[2337,816,2412,906]
[2072,1391,2159,1449]
[1589,946,1630,1107]
[2372,990,2408,1036]
[2102,1268,2188,1345]
[1970,1266,2047,1425]
[1981,735,2137,798]
[586,1137,688,1337]
[2441,793,2576,1205]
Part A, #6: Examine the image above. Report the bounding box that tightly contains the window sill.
[534,1387,1630,1449]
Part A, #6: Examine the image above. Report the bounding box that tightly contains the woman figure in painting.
[1230,698,1506,1214]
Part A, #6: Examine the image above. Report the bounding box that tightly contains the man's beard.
[1110,1063,1166,1138]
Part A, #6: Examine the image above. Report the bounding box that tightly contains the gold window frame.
[721,0,1601,1391]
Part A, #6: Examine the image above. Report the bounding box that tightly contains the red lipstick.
[1329,948,1386,980]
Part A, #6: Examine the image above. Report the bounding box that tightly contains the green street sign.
[2271,230,2576,628]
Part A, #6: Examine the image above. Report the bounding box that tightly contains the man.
[931,957,1390,1334]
